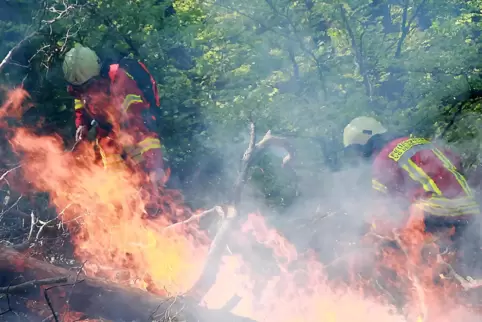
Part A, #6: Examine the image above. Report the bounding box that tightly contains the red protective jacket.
[372,136,479,218]
[68,65,163,173]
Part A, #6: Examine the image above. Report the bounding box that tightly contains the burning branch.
[392,231,428,321]
[436,255,482,291]
[164,206,225,231]
[187,120,295,300]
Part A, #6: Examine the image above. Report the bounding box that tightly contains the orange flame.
[1,88,482,321]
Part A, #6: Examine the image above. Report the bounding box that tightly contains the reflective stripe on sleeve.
[74,99,84,110]
[372,179,388,194]
[122,94,143,112]
[432,148,472,196]
[124,137,162,165]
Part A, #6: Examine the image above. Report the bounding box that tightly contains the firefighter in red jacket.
[62,45,165,212]
[343,116,481,274]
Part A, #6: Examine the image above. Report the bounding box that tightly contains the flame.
[1,87,482,321]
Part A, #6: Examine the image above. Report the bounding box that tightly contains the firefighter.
[343,116,482,276]
[62,44,165,213]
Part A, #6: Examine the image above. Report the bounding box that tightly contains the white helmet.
[62,44,101,85]
[343,116,387,148]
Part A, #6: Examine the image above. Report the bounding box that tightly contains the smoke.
[1,0,482,321]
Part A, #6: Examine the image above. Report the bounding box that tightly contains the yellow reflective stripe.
[417,195,480,217]
[125,138,161,157]
[122,94,143,111]
[74,99,84,110]
[418,202,480,217]
[431,148,472,196]
[372,179,388,194]
[137,137,161,154]
[401,159,442,195]
[124,138,161,165]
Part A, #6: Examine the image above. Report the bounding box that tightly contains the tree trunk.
[0,246,256,322]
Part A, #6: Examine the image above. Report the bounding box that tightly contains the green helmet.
[62,44,101,85]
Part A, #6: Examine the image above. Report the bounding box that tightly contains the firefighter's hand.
[149,168,166,188]
[75,125,88,142]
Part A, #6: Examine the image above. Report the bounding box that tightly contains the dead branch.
[0,33,37,73]
[0,165,22,182]
[164,206,225,231]
[187,121,295,300]
[436,255,482,291]
[11,211,37,251]
[0,277,67,294]
[0,245,256,322]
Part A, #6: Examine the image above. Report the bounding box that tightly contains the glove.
[75,125,88,142]
[144,168,166,218]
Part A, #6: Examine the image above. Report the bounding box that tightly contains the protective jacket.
[372,136,480,218]
[67,64,163,173]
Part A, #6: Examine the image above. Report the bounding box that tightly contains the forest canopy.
[1,0,482,207]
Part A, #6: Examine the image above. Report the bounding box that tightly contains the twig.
[436,255,482,290]
[163,206,225,231]
[0,165,22,182]
[12,211,37,251]
[0,277,68,294]
[44,287,59,322]
[62,261,87,318]
[44,279,86,322]
[0,195,23,216]
[35,203,71,241]
[0,33,37,73]
[0,280,16,316]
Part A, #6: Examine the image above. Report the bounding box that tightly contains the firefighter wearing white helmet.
[62,44,101,85]
[342,116,480,273]
[343,116,387,148]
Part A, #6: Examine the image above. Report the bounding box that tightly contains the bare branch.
[187,121,295,300]
[0,277,68,294]
[163,206,225,231]
[0,165,22,183]
[11,211,37,251]
[437,254,482,290]
[0,33,37,73]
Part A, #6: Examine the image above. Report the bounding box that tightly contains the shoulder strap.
[108,64,120,84]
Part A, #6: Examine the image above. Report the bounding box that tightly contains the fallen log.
[0,245,257,322]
